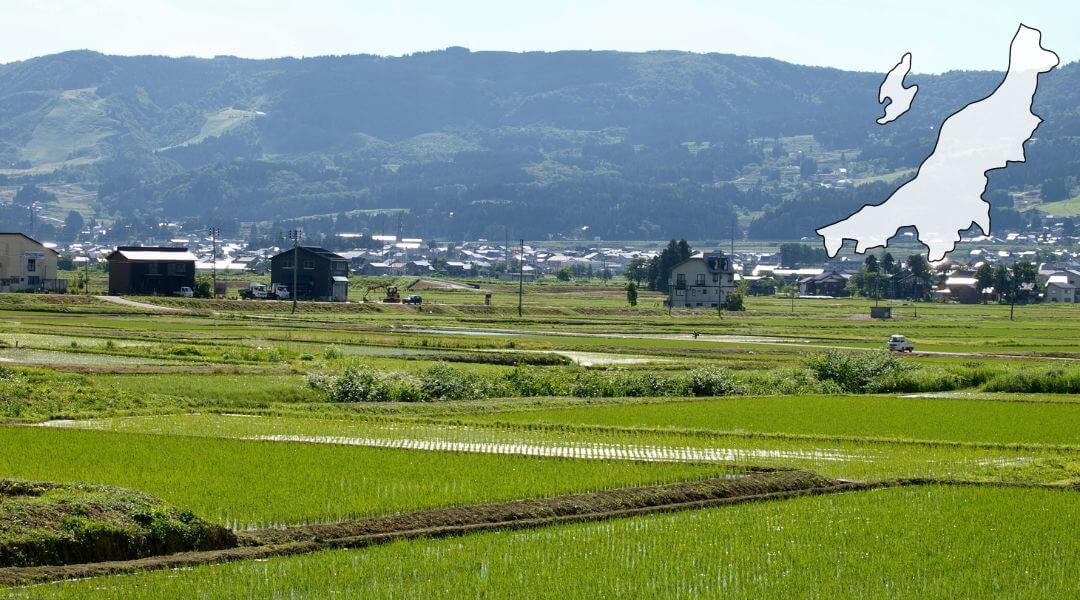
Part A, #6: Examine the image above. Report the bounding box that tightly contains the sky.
[2,0,1077,73]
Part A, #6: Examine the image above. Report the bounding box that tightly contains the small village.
[2,219,1078,306]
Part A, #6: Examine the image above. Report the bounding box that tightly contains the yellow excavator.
[363,283,401,303]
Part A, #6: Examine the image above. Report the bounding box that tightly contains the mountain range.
[0,47,1076,241]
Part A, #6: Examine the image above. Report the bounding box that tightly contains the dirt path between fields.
[93,296,188,312]
[399,326,1077,361]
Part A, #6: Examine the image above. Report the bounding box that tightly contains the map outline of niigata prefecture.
[817,24,1059,261]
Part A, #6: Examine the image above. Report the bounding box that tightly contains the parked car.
[887,334,914,352]
[403,295,423,305]
[173,287,194,298]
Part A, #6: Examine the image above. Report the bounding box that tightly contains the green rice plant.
[24,486,1079,598]
[462,394,1080,447]
[0,426,729,529]
[37,413,1080,484]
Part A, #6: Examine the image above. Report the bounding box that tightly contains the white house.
[1045,270,1080,303]
[668,251,737,309]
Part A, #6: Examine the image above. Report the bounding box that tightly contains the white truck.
[887,334,914,352]
[240,283,290,300]
[173,287,194,298]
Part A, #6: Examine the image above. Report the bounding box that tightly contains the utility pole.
[730,220,735,257]
[1010,279,1016,321]
[289,229,302,314]
[207,226,220,298]
[517,239,524,317]
[84,250,90,295]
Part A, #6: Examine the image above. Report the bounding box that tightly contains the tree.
[1041,178,1071,202]
[555,267,572,282]
[62,211,85,242]
[624,258,647,284]
[193,274,213,299]
[848,268,889,302]
[993,265,1010,304]
[1010,261,1038,304]
[975,263,994,304]
[626,281,638,307]
[723,288,744,311]
[864,254,879,273]
[645,239,693,292]
[779,243,826,268]
[13,184,56,207]
[880,252,897,274]
[906,254,930,281]
[748,272,783,296]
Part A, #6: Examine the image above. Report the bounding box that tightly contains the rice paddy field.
[15,486,1078,598]
[0,286,1077,597]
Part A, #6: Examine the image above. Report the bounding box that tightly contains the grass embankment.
[19,485,1077,598]
[0,480,234,568]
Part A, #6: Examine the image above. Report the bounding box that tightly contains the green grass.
[0,426,729,529]
[23,485,1078,598]
[1036,194,1080,217]
[465,394,1080,446]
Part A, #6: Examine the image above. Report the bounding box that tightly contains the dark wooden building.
[890,271,932,300]
[797,271,850,297]
[271,246,349,302]
[106,247,197,296]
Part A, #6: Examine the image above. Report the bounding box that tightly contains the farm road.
[401,326,1076,361]
[94,296,188,312]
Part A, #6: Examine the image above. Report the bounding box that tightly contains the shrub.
[681,366,744,396]
[503,367,566,397]
[419,363,485,401]
[723,289,745,311]
[324,346,343,360]
[379,373,427,403]
[739,367,844,395]
[306,366,383,403]
[868,368,965,393]
[984,368,1080,394]
[806,350,913,392]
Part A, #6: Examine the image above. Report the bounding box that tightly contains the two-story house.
[667,251,737,309]
[271,246,350,302]
[0,232,63,292]
[1045,270,1080,303]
